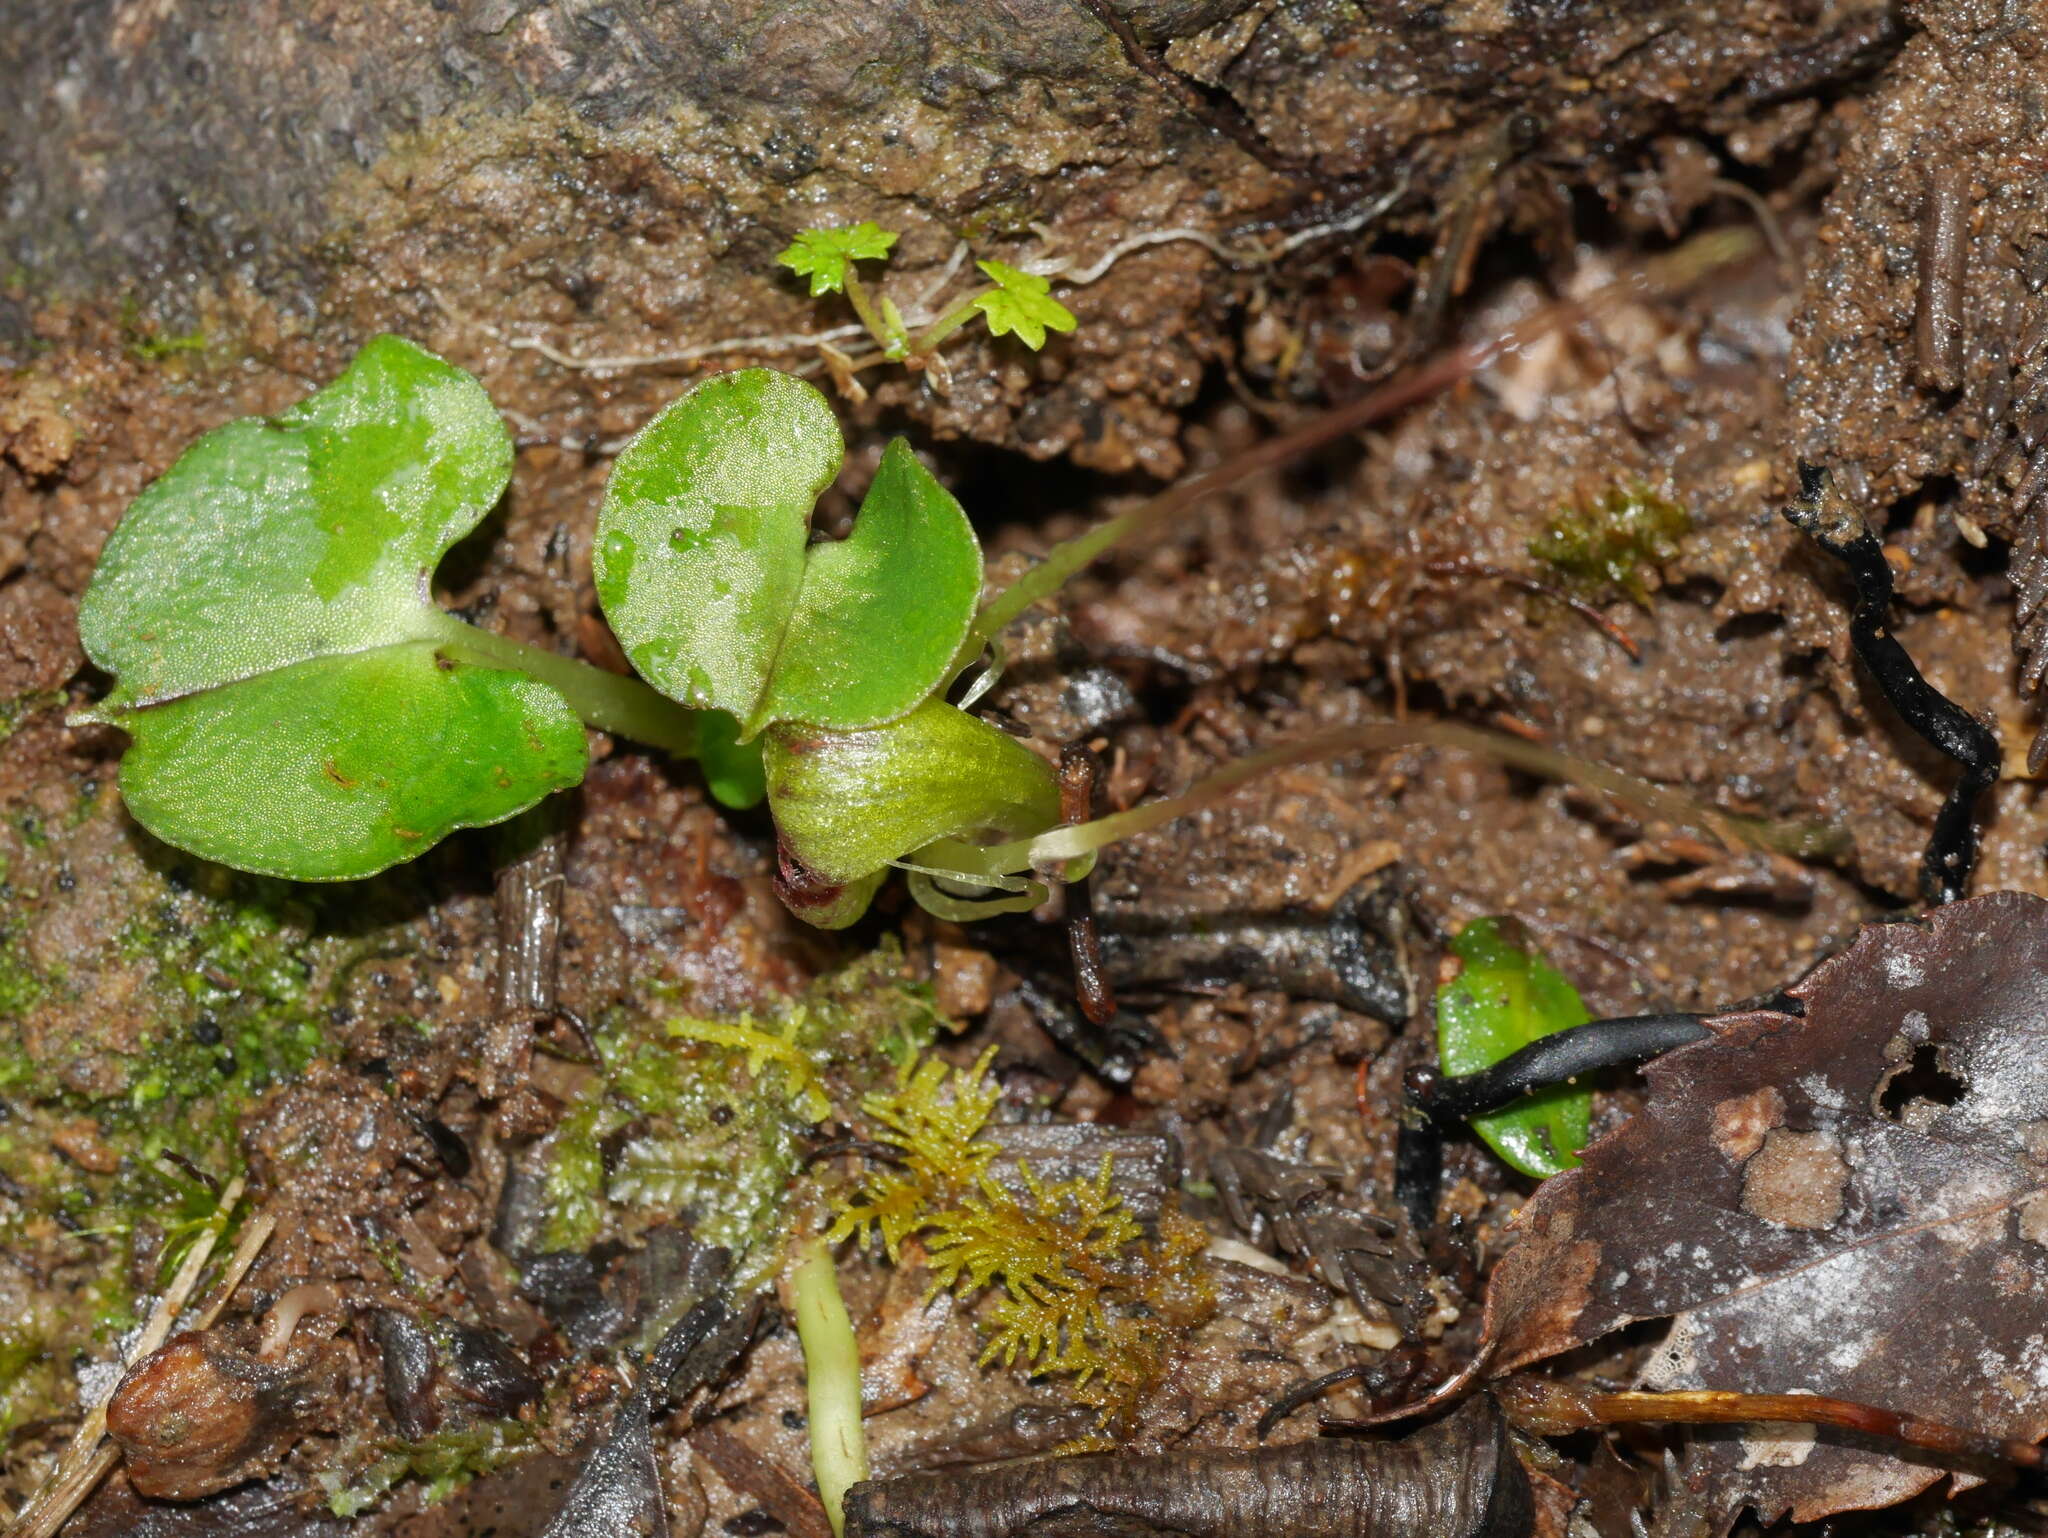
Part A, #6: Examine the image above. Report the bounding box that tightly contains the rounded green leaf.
[763,699,1060,890]
[77,334,592,879]
[695,710,768,810]
[1436,918,1593,1178]
[754,438,982,735]
[116,646,587,880]
[595,370,980,738]
[595,370,838,720]
[81,334,514,708]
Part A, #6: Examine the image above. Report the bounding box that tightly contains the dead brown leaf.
[1480,891,2048,1523]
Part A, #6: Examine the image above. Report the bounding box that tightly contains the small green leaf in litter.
[694,712,768,810]
[971,260,1077,350]
[1435,917,1593,1178]
[77,335,588,878]
[595,370,982,739]
[776,223,900,297]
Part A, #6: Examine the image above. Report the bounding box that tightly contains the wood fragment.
[1058,743,1116,1026]
[845,1397,1528,1538]
[687,1423,835,1538]
[1914,160,1968,392]
[483,807,568,1098]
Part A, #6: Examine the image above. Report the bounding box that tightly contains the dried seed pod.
[106,1330,348,1501]
[843,1396,1529,1538]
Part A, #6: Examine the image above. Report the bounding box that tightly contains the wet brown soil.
[5,2,2047,1535]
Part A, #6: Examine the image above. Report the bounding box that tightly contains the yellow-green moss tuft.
[828,1050,1214,1434]
[1529,483,1690,607]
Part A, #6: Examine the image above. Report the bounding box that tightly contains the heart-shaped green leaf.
[1435,917,1593,1178]
[595,370,981,739]
[78,334,589,878]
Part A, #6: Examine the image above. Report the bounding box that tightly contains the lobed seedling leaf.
[776,222,899,297]
[77,335,588,879]
[972,261,1077,350]
[595,370,982,739]
[1435,917,1592,1178]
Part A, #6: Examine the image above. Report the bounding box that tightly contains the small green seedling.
[591,366,1073,927]
[963,261,1078,351]
[777,222,900,299]
[75,344,1081,906]
[775,223,1076,368]
[594,369,982,739]
[1434,918,1592,1178]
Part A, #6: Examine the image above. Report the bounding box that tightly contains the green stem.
[841,269,902,358]
[909,288,993,357]
[424,610,702,759]
[912,717,1844,882]
[792,1235,868,1538]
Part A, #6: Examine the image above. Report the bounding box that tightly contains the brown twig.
[1058,744,1117,1025]
[1498,1377,2045,1471]
[1913,159,1969,393]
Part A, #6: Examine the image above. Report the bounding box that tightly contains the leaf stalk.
[424,611,702,759]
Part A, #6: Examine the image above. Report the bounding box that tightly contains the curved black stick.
[1392,1013,1713,1228]
[1412,1014,1714,1125]
[1258,1364,1376,1440]
[1784,463,2001,906]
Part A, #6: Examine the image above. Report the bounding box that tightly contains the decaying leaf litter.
[9,2,2048,1536]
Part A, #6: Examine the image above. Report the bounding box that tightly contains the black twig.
[1785,463,2002,905]
[1392,1013,1715,1228]
[1391,1114,1445,1234]
[1410,1014,1714,1126]
[801,1138,909,1170]
[157,1149,222,1195]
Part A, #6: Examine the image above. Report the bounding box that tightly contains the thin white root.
[257,1280,345,1361]
[506,321,868,375]
[1025,225,1247,284]
[1026,176,1409,281]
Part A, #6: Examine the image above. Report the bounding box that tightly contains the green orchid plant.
[80,316,1823,933]
[77,339,1098,920]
